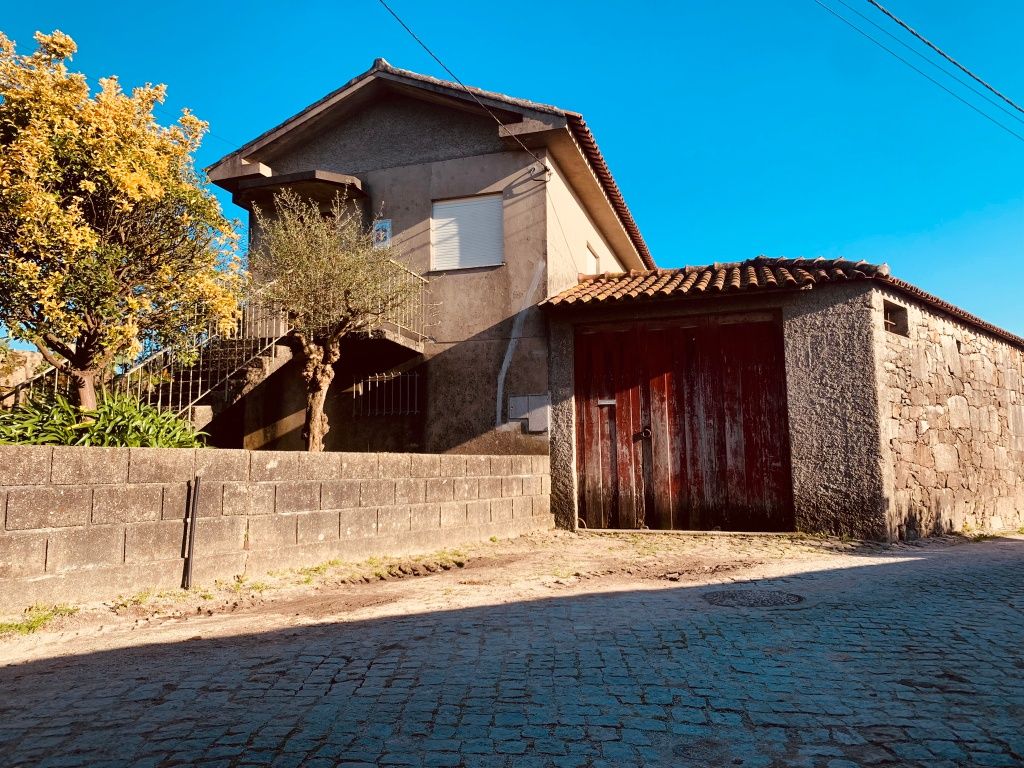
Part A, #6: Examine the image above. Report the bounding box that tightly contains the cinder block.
[296,452,342,481]
[124,520,186,563]
[440,501,468,528]
[541,474,551,495]
[513,496,532,519]
[467,500,490,525]
[340,508,377,539]
[341,453,378,479]
[410,454,440,477]
[223,483,275,516]
[490,456,512,476]
[249,451,298,482]
[192,517,246,556]
[195,449,249,481]
[521,475,542,496]
[161,484,189,520]
[0,446,52,486]
[92,485,162,524]
[512,456,532,475]
[6,487,91,529]
[454,478,479,501]
[478,476,502,500]
[51,447,129,484]
[297,511,340,544]
[128,448,195,483]
[276,481,321,513]
[377,505,411,534]
[247,515,296,548]
[195,482,223,517]
[491,498,513,522]
[465,455,490,476]
[321,480,360,510]
[360,479,396,507]
[378,453,411,479]
[396,478,426,505]
[425,477,454,503]
[501,477,523,498]
[410,503,441,531]
[533,495,551,517]
[532,455,551,475]
[47,525,124,572]
[0,531,47,577]
[440,455,467,477]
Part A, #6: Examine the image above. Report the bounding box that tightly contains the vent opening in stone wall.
[883,301,909,337]
[353,371,420,416]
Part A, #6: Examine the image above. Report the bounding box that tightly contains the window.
[883,301,909,337]
[430,195,503,271]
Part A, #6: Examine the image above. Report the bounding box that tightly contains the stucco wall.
[0,446,552,614]
[875,289,1024,538]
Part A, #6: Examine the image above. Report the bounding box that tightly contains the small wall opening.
[883,301,909,337]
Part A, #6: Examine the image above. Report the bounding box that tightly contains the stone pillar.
[547,319,578,530]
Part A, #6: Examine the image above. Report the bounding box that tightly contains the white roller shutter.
[431,195,504,271]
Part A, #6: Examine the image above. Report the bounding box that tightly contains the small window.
[883,301,909,337]
[430,195,503,271]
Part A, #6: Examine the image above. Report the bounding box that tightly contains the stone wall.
[876,289,1024,538]
[0,447,552,614]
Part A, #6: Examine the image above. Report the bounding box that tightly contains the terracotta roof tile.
[542,255,1024,350]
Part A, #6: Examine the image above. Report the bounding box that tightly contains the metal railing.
[379,260,429,340]
[352,370,420,417]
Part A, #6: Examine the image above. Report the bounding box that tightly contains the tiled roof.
[542,256,1024,350]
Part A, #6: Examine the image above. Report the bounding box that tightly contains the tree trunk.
[73,369,99,410]
[300,338,340,452]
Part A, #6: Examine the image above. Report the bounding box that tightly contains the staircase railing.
[379,260,429,340]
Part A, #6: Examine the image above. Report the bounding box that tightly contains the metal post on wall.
[182,474,202,590]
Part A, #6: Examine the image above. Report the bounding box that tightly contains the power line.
[375,0,548,169]
[829,0,1024,126]
[812,0,1024,143]
[865,0,1024,116]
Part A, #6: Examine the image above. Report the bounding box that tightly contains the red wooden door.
[574,316,793,531]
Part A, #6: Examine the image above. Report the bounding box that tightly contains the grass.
[0,604,78,636]
[112,589,153,609]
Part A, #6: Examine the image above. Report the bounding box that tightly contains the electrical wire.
[865,0,1024,116]
[812,0,1024,143]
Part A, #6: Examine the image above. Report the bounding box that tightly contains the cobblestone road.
[2,537,1023,767]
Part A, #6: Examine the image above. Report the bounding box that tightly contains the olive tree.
[250,189,417,451]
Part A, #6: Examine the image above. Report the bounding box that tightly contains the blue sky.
[4,0,1023,332]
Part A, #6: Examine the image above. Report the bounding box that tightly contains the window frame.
[429,193,505,272]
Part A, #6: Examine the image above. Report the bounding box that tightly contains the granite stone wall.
[0,447,552,614]
[876,289,1024,538]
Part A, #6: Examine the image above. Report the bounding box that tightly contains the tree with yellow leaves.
[0,31,240,408]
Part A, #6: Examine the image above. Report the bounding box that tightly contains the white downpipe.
[496,260,546,428]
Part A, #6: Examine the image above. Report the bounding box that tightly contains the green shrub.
[0,392,205,447]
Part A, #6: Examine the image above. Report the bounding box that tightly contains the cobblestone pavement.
[2,537,1023,767]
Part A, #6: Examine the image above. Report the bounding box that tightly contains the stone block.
[531,455,551,475]
[247,515,296,549]
[128,448,195,483]
[521,475,542,496]
[465,455,490,476]
[513,496,532,519]
[223,483,275,516]
[192,517,246,556]
[341,453,378,479]
[360,479,396,507]
[194,449,249,481]
[440,455,466,477]
[275,481,321,513]
[0,446,51,486]
[92,485,162,524]
[541,474,551,495]
[6,487,91,529]
[533,494,551,517]
[467,500,490,525]
[501,477,523,497]
[0,531,47,577]
[249,451,298,482]
[511,456,532,475]
[296,452,342,481]
[377,506,410,534]
[195,481,223,518]
[322,480,360,510]
[410,454,440,477]
[51,447,129,484]
[396,478,426,505]
[124,520,187,563]
[426,477,454,503]
[410,503,441,531]
[947,395,970,429]
[491,498,513,522]
[340,508,377,539]
[47,525,124,573]
[933,444,960,473]
[454,478,479,501]
[297,511,340,544]
[378,453,411,479]
[478,476,502,499]
[161,484,189,520]
[490,456,512,476]
[440,501,468,528]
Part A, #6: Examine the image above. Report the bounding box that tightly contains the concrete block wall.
[0,447,552,613]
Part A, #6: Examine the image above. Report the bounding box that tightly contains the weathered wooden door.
[574,315,794,531]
